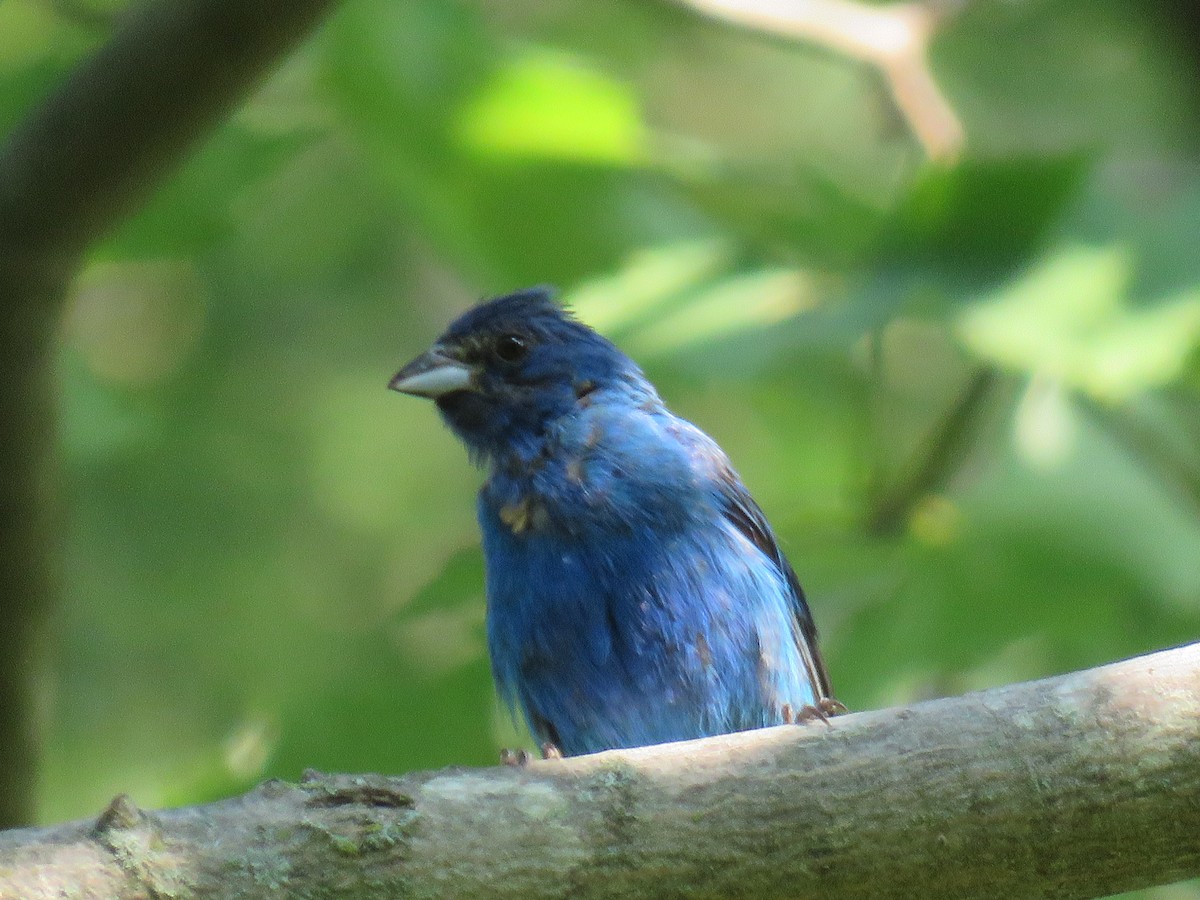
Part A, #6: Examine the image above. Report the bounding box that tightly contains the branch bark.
[2,642,1197,899]
[0,0,341,828]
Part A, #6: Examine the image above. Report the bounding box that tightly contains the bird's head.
[390,287,648,465]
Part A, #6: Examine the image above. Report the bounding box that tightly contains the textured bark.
[0,0,340,828]
[2,642,1197,899]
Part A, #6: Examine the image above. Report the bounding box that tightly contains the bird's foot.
[819,698,848,716]
[500,743,563,767]
[500,748,532,767]
[781,698,847,727]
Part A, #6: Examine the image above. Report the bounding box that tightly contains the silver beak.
[388,346,475,398]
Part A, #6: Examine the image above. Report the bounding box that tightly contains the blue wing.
[714,463,834,701]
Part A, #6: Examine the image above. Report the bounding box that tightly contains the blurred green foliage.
[5,0,1199,891]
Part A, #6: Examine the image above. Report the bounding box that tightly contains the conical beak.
[389,346,475,398]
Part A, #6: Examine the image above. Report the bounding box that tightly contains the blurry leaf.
[959,245,1200,400]
[394,548,487,679]
[675,161,887,267]
[321,0,498,277]
[569,239,833,362]
[65,259,207,386]
[404,547,485,614]
[461,163,686,286]
[48,3,113,29]
[1069,157,1200,302]
[324,3,705,286]
[323,0,491,148]
[878,155,1089,276]
[968,406,1200,625]
[937,1,1198,158]
[621,268,818,358]
[59,355,160,460]
[569,238,734,333]
[101,126,316,257]
[0,60,72,134]
[1012,374,1077,470]
[0,3,97,68]
[457,48,648,165]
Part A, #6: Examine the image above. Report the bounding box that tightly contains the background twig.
[868,366,999,535]
[676,0,966,161]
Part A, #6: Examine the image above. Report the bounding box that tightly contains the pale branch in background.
[676,0,966,162]
[2,642,1197,899]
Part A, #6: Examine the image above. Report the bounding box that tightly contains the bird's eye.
[494,334,529,364]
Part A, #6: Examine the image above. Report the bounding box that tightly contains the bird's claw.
[782,697,847,728]
[500,743,563,767]
[500,748,533,767]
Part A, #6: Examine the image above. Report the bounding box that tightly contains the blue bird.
[390,287,839,757]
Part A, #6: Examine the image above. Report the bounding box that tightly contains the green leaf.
[878,155,1089,277]
[456,48,648,166]
[959,245,1200,400]
[101,126,316,257]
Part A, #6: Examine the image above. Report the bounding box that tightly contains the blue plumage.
[390,287,836,756]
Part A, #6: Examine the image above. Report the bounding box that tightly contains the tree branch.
[0,0,341,828]
[0,0,339,264]
[867,365,999,535]
[2,642,1197,898]
[676,0,966,162]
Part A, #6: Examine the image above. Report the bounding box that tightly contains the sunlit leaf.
[568,238,734,333]
[621,268,818,357]
[959,245,1200,400]
[0,3,96,67]
[457,48,648,166]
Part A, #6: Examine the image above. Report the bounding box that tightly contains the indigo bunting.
[390,287,839,757]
